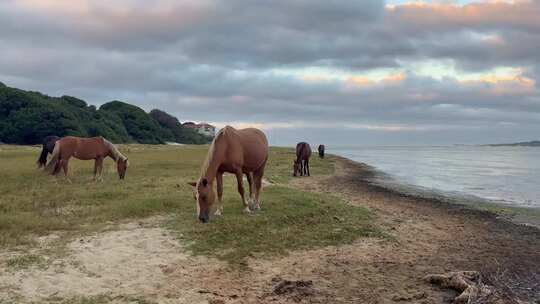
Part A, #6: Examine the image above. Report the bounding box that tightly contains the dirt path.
[1,157,539,303]
[0,218,219,303]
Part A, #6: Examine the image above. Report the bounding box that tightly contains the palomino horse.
[46,136,129,180]
[37,135,60,168]
[318,144,325,159]
[189,126,268,223]
[293,142,311,177]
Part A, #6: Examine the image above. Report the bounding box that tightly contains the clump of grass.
[170,185,383,266]
[43,294,156,304]
[458,199,540,227]
[6,254,46,270]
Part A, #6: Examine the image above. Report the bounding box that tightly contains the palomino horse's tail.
[45,142,61,174]
[37,145,49,168]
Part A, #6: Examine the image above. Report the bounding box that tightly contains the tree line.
[0,82,212,145]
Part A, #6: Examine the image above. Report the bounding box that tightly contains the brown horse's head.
[117,158,129,180]
[293,160,300,177]
[188,177,215,223]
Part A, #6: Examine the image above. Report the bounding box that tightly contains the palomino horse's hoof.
[243,207,253,214]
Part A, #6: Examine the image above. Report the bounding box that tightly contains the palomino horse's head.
[188,178,215,223]
[293,160,300,177]
[117,158,129,180]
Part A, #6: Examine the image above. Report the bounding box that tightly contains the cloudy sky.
[1,0,539,145]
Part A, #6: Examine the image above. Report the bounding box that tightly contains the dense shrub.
[0,84,212,145]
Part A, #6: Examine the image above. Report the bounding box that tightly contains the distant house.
[182,122,216,137]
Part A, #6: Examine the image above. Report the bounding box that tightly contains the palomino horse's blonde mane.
[200,126,229,177]
[104,138,128,164]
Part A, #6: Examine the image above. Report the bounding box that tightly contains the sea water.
[331,145,540,209]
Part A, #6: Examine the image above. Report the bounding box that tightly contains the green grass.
[461,200,540,227]
[6,254,46,270]
[170,186,382,265]
[0,144,382,265]
[40,295,156,304]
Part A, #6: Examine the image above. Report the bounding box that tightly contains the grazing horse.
[293,142,311,177]
[46,136,129,180]
[189,126,268,223]
[318,144,325,159]
[37,135,60,168]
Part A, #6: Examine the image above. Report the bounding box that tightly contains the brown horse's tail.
[45,142,61,174]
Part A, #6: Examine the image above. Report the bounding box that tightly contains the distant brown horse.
[189,126,268,223]
[293,142,311,177]
[37,135,60,168]
[318,144,325,159]
[46,136,129,180]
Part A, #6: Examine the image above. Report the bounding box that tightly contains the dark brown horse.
[37,135,60,168]
[293,142,311,177]
[318,144,325,159]
[46,136,128,181]
[189,126,268,223]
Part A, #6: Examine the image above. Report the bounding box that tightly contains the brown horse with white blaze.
[46,136,129,180]
[189,126,269,223]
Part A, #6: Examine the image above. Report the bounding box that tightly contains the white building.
[183,122,216,137]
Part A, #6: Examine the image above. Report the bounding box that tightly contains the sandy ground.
[1,157,539,303]
[288,157,540,303]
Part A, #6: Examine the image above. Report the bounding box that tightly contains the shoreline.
[331,154,540,230]
[291,155,540,303]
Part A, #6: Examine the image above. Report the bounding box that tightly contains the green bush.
[0,84,213,145]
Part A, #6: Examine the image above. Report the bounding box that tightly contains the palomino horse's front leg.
[234,170,251,213]
[215,172,224,216]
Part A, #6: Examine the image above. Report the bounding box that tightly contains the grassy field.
[0,144,381,265]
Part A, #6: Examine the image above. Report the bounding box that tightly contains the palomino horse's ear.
[202,178,208,187]
[188,182,197,187]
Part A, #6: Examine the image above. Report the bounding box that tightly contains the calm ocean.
[331,145,540,209]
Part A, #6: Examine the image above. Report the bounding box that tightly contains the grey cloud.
[1,0,540,144]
